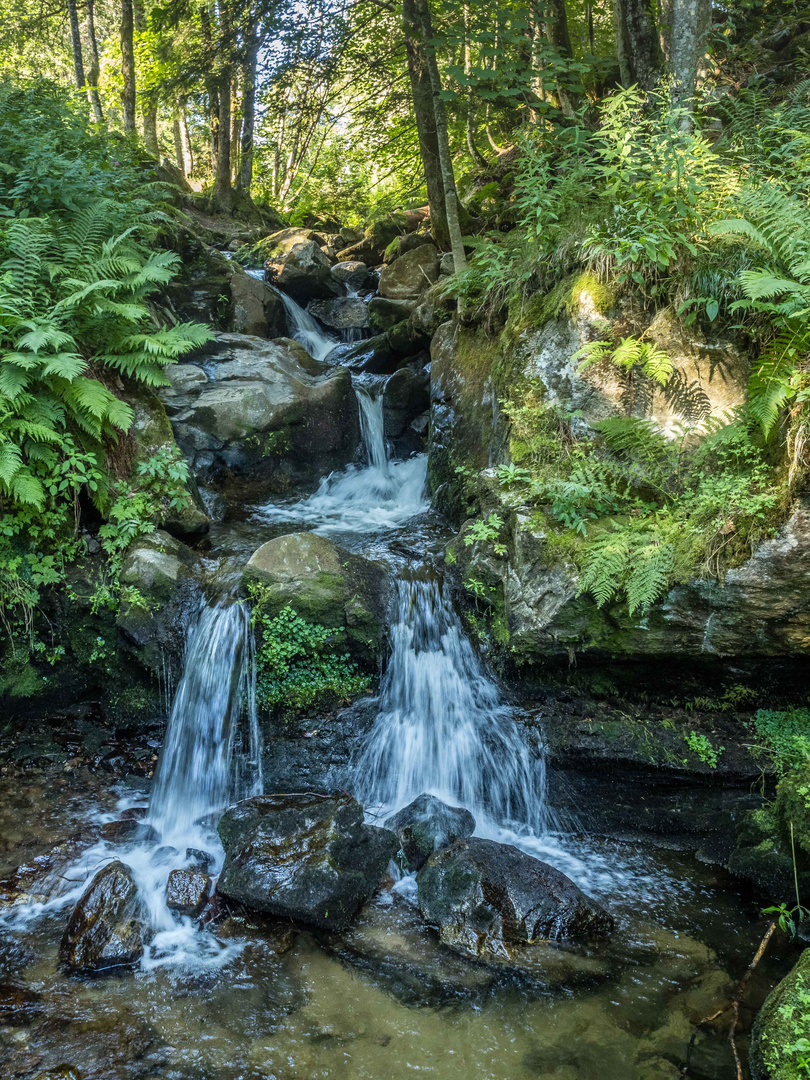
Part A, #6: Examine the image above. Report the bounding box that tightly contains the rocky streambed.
[0,221,807,1080]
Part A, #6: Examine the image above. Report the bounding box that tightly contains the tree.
[613,0,661,90]
[120,0,137,132]
[67,0,86,92]
[84,0,104,123]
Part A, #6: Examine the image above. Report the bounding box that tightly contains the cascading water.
[255,373,429,533]
[357,575,552,835]
[270,285,340,362]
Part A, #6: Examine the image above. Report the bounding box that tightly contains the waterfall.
[356,575,552,836]
[270,286,339,362]
[254,373,428,533]
[148,600,262,849]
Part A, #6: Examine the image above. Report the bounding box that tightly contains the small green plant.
[750,708,810,776]
[684,730,724,768]
[464,512,507,556]
[575,335,674,387]
[248,592,371,711]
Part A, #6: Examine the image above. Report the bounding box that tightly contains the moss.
[751,949,810,1080]
[0,654,45,698]
[503,271,617,345]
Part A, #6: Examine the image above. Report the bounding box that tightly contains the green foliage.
[464,512,507,556]
[684,730,724,768]
[575,336,674,387]
[751,708,810,777]
[248,594,371,711]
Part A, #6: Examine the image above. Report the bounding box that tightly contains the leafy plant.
[464,512,507,556]
[575,335,674,387]
[684,730,724,768]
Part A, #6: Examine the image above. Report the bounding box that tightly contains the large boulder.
[243,531,385,662]
[159,334,358,503]
[265,240,341,305]
[386,794,476,871]
[331,319,429,375]
[216,793,398,930]
[308,296,369,330]
[378,244,439,301]
[59,861,144,973]
[383,363,430,457]
[368,297,416,333]
[416,837,614,958]
[750,948,810,1080]
[230,269,287,338]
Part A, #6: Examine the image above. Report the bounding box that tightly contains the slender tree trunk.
[463,4,486,166]
[67,0,86,90]
[230,74,242,185]
[529,5,546,124]
[403,0,448,249]
[587,3,595,52]
[613,0,661,90]
[133,0,159,154]
[237,28,259,194]
[180,107,193,174]
[414,0,467,271]
[545,0,577,117]
[173,116,184,171]
[120,0,137,132]
[85,0,104,122]
[214,72,232,209]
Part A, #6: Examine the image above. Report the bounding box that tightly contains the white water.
[254,375,429,534]
[3,600,262,972]
[271,285,340,362]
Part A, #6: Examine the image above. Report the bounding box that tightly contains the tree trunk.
[463,5,486,166]
[85,0,104,122]
[67,0,86,91]
[173,116,184,171]
[237,29,259,194]
[613,0,661,90]
[133,0,159,155]
[402,0,448,249]
[214,72,232,210]
[660,0,710,102]
[120,0,136,132]
[180,108,193,174]
[413,0,467,271]
[545,0,577,117]
[230,74,242,185]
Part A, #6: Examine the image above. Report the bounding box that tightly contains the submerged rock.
[0,982,43,1025]
[60,860,144,973]
[99,819,159,845]
[386,794,476,871]
[416,837,614,958]
[216,792,398,930]
[166,868,211,916]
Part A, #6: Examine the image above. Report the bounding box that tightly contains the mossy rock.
[242,531,386,664]
[751,948,810,1080]
[503,271,617,344]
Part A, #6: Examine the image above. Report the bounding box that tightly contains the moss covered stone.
[751,948,810,1080]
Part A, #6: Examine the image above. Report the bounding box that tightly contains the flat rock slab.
[216,792,398,930]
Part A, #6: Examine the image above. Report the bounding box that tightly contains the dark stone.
[265,240,341,305]
[0,982,43,1025]
[60,861,144,973]
[367,296,416,333]
[118,807,149,821]
[166,868,211,916]
[386,794,476,871]
[383,363,430,455]
[99,819,159,845]
[330,319,429,375]
[308,296,369,330]
[185,847,213,871]
[217,792,398,930]
[417,837,614,958]
[331,260,369,291]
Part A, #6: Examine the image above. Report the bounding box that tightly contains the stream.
[0,285,795,1080]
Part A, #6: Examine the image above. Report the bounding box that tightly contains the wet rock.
[166,868,211,916]
[378,244,439,301]
[331,260,369,291]
[60,860,144,973]
[230,268,287,338]
[160,333,358,504]
[216,792,398,930]
[265,240,341,305]
[416,837,614,958]
[0,839,87,907]
[751,947,810,1080]
[385,794,475,871]
[99,819,159,845]
[118,807,148,821]
[185,847,213,871]
[383,363,430,453]
[242,531,386,664]
[308,296,369,330]
[0,983,43,1025]
[368,296,416,333]
[334,319,429,375]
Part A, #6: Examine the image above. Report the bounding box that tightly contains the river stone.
[60,860,144,973]
[378,243,439,301]
[416,837,614,958]
[383,232,434,264]
[99,819,159,845]
[308,296,369,329]
[230,268,287,338]
[166,868,211,916]
[0,983,43,1025]
[331,260,369,291]
[385,794,476,871]
[383,364,430,440]
[242,531,385,663]
[368,296,416,333]
[216,793,399,930]
[265,240,341,305]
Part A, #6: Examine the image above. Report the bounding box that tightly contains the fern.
[575,335,674,386]
[578,524,674,615]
